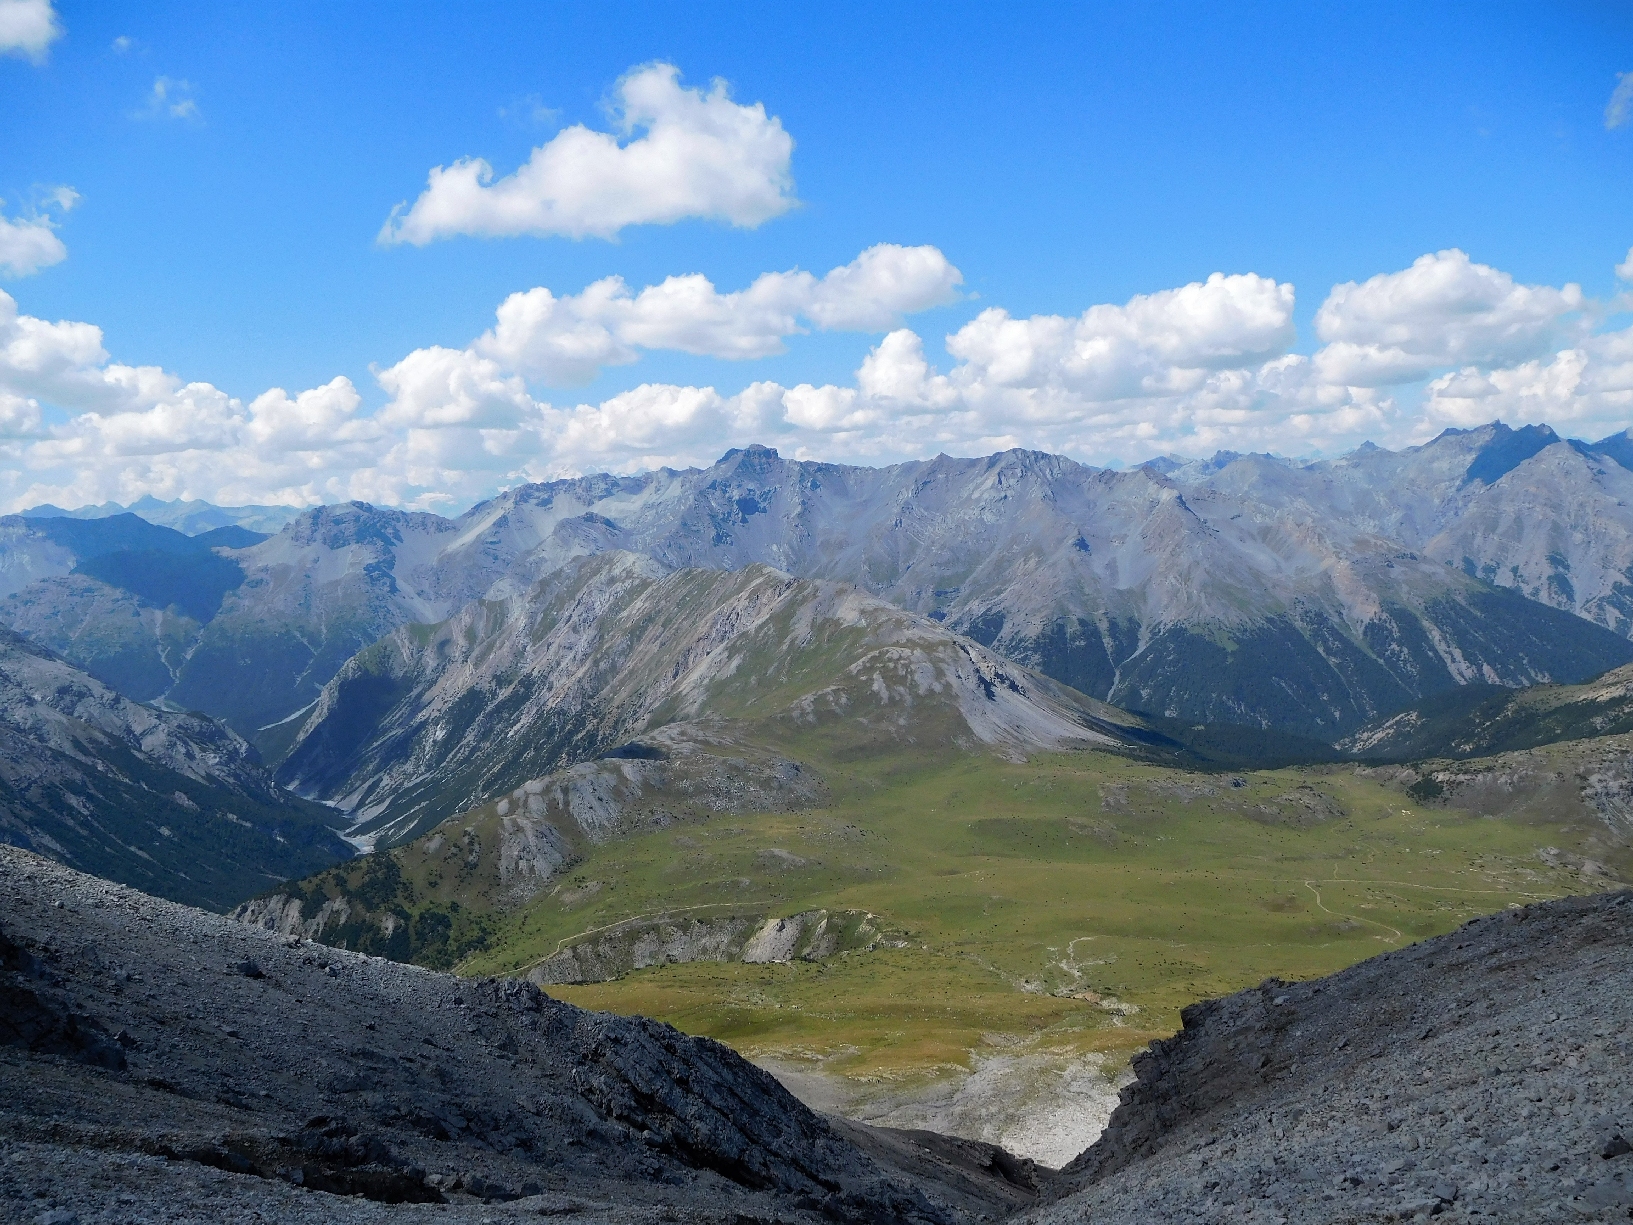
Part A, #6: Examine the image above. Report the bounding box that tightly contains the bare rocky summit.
[1023,888,1633,1224]
[0,847,1042,1224]
[11,424,1633,750]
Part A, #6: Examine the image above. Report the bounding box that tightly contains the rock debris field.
[3,838,1631,1224]
[1026,888,1633,1224]
[0,847,1040,1224]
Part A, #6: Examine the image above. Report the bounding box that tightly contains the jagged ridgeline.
[8,422,1633,757]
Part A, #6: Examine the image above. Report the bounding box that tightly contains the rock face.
[0,629,352,910]
[528,908,883,985]
[10,422,1633,745]
[0,846,1043,1224]
[276,553,1145,847]
[1022,888,1633,1224]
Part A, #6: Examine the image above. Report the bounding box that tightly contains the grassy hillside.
[468,744,1619,1083]
[261,728,1625,1100]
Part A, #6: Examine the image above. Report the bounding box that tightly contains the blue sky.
[2,1,1632,511]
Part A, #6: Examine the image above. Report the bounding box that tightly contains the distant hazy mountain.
[0,514,266,701]
[21,494,301,536]
[277,552,1154,847]
[0,628,351,908]
[5,420,1633,745]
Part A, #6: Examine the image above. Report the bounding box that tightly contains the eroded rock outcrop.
[528,908,883,985]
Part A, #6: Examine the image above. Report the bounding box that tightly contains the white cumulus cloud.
[945,272,1296,404]
[0,0,59,62]
[474,244,962,384]
[1312,249,1584,387]
[0,209,64,278]
[0,188,74,278]
[374,346,534,430]
[7,250,1633,514]
[380,63,795,245]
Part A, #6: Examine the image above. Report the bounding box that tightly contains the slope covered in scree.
[1023,888,1633,1223]
[0,847,1043,1223]
[277,553,1156,847]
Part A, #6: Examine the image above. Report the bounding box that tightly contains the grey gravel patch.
[764,1052,1128,1170]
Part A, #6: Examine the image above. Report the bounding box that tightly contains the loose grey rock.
[1020,888,1633,1224]
[0,846,1039,1224]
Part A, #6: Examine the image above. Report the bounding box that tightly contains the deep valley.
[3,424,1633,1219]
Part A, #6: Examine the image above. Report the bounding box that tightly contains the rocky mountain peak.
[278,501,456,552]
[1459,421,1561,488]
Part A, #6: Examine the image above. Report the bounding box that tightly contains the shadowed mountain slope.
[1341,661,1633,761]
[0,513,257,702]
[0,630,352,910]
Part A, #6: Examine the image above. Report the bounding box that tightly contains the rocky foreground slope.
[1024,888,1633,1224]
[0,847,1042,1224]
[5,856,1632,1222]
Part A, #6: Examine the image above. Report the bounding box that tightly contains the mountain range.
[21,494,301,536]
[6,421,1633,754]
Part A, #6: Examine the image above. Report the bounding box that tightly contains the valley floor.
[450,745,1625,1162]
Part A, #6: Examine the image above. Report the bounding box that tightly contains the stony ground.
[0,847,1041,1225]
[7,844,1632,1224]
[1021,889,1633,1224]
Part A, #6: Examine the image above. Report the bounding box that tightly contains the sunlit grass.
[460,747,1611,1080]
